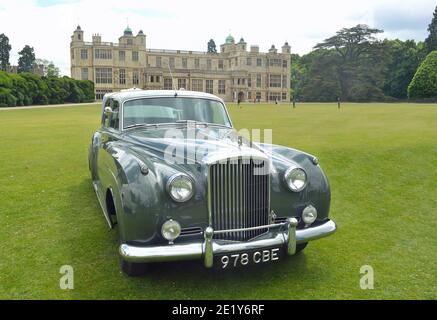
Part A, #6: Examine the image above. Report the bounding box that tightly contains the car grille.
[208,158,270,241]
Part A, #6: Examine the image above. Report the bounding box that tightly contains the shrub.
[0,71,95,107]
[408,51,437,98]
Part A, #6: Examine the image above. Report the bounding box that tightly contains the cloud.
[0,0,435,76]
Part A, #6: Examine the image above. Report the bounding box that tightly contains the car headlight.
[166,173,194,202]
[284,167,307,192]
[161,219,181,241]
[302,205,317,225]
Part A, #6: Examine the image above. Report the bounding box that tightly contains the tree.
[408,51,437,98]
[425,5,437,53]
[314,24,384,100]
[382,39,422,99]
[35,59,60,77]
[207,39,217,53]
[0,34,12,71]
[17,45,36,73]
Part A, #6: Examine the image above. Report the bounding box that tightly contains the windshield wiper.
[175,120,209,127]
[124,123,159,130]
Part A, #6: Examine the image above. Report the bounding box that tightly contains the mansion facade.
[70,26,291,102]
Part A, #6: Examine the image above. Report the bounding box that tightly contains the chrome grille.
[209,158,270,241]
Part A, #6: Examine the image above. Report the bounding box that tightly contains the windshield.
[123,97,232,129]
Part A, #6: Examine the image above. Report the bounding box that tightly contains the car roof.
[103,89,224,104]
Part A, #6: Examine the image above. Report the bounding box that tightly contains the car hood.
[122,126,272,166]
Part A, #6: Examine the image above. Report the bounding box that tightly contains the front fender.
[261,143,331,222]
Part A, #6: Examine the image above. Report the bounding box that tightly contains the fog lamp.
[161,219,181,242]
[302,205,317,225]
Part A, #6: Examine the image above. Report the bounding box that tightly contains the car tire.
[295,242,308,254]
[120,257,148,277]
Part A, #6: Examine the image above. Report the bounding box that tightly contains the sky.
[0,0,435,75]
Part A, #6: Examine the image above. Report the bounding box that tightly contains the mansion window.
[149,75,160,83]
[178,78,187,90]
[81,68,88,80]
[119,51,125,61]
[156,56,161,67]
[269,58,282,67]
[133,71,139,85]
[283,60,288,68]
[247,57,252,66]
[169,57,175,68]
[182,57,187,69]
[218,59,224,69]
[205,80,213,94]
[95,49,112,60]
[269,74,282,88]
[127,39,133,45]
[95,68,112,84]
[248,77,252,87]
[256,92,261,100]
[119,69,126,85]
[132,51,139,62]
[256,58,262,67]
[164,78,173,90]
[191,79,203,92]
[282,92,287,101]
[269,92,282,101]
[95,89,112,100]
[80,49,88,60]
[194,58,200,69]
[218,80,225,94]
[207,59,212,70]
[282,75,287,88]
[256,74,262,87]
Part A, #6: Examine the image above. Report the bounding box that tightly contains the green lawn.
[0,102,436,299]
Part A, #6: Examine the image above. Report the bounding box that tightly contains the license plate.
[217,248,282,269]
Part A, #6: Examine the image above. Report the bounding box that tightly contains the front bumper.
[119,218,336,268]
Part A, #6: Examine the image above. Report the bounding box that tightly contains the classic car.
[89,89,336,276]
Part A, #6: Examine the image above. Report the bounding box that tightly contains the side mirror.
[104,106,113,116]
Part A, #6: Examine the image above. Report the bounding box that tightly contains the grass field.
[0,102,436,299]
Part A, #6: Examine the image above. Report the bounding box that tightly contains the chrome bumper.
[119,219,336,267]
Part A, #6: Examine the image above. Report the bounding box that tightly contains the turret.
[269,45,277,54]
[71,25,84,44]
[282,42,291,54]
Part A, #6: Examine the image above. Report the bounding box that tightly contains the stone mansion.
[70,26,291,102]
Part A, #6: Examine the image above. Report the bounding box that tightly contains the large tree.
[408,51,437,98]
[207,39,217,53]
[17,45,36,73]
[0,34,12,71]
[425,5,437,54]
[314,24,384,100]
[382,39,422,99]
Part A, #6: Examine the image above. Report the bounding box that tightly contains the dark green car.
[89,89,336,276]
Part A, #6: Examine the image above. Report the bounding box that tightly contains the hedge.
[0,71,94,107]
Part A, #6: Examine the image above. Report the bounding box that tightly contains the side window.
[109,100,120,130]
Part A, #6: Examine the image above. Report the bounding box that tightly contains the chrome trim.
[284,167,308,192]
[209,158,270,241]
[286,218,298,255]
[166,173,195,203]
[119,219,337,265]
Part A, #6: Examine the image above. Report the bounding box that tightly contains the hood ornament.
[237,135,243,148]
